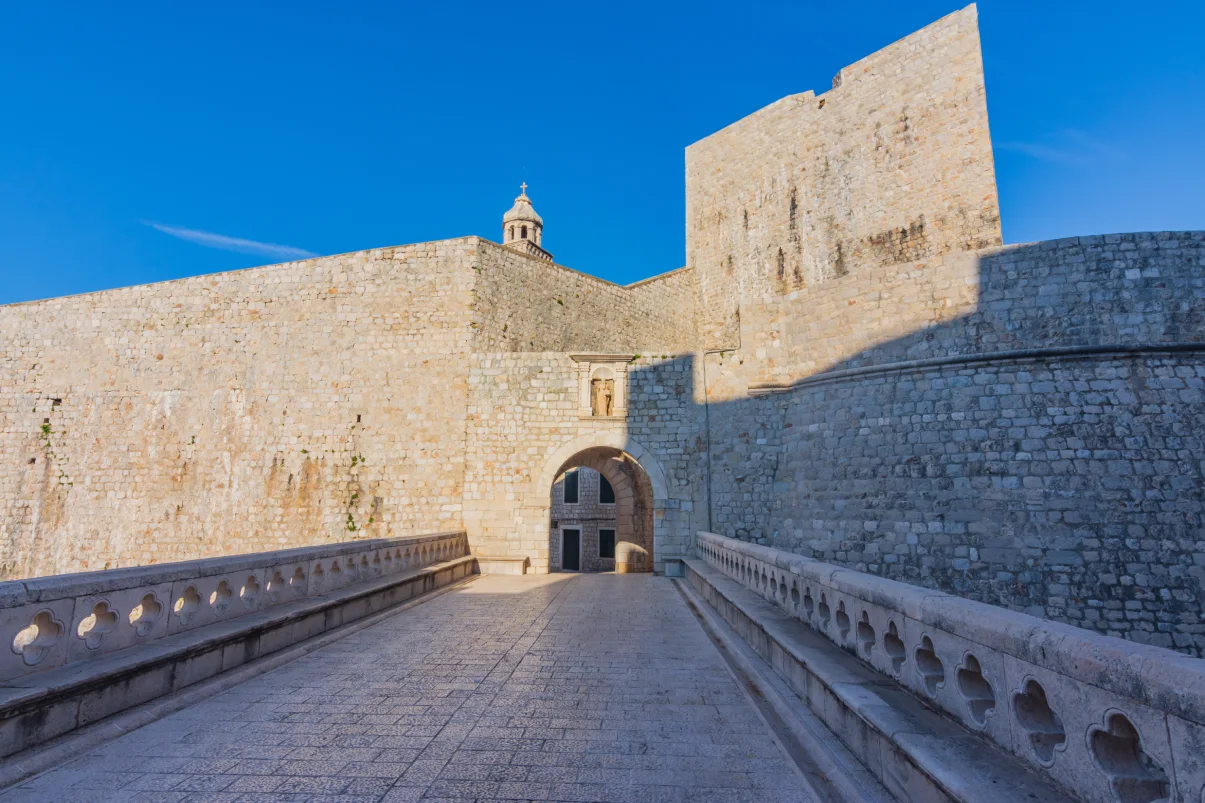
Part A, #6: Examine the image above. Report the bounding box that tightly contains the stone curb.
[673,577,893,803]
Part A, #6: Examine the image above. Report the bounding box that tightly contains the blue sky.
[1,1,1203,304]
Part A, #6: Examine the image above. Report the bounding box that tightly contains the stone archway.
[523,433,671,574]
[549,450,651,572]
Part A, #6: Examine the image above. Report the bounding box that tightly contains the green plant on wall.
[37,418,73,488]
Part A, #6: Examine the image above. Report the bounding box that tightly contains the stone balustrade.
[0,531,466,683]
[0,531,474,759]
[1,528,465,680]
[695,531,1205,803]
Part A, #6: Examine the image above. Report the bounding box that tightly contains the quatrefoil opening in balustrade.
[240,575,260,608]
[856,611,876,659]
[955,653,996,728]
[173,586,202,626]
[835,601,851,644]
[1011,678,1065,767]
[128,593,163,637]
[289,567,307,596]
[77,601,118,650]
[915,635,945,696]
[209,581,233,614]
[884,621,906,676]
[12,610,63,666]
[1088,711,1170,803]
[266,570,286,603]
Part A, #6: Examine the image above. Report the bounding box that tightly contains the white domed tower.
[502,183,553,262]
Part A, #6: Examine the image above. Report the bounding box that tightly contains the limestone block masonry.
[1,3,1204,664]
[707,232,1205,656]
[686,5,1001,349]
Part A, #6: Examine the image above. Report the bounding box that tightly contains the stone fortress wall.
[685,4,1001,349]
[0,241,480,579]
[1,4,1202,655]
[705,234,1205,655]
[0,238,703,579]
[471,241,698,353]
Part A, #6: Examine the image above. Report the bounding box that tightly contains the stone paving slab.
[0,574,813,803]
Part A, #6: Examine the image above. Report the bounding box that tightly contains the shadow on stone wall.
[702,233,1205,656]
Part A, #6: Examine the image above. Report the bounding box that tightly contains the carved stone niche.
[569,354,633,419]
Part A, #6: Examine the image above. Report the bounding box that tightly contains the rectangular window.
[563,470,579,504]
[599,475,615,504]
[599,529,616,559]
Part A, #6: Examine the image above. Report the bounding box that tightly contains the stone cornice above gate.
[568,354,636,364]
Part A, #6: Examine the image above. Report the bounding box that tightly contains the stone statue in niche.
[591,378,614,416]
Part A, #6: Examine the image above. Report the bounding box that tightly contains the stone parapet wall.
[696,532,1205,803]
[686,4,1000,348]
[0,530,467,683]
[472,242,697,353]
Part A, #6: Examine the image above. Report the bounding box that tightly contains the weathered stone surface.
[0,3,1202,664]
[0,574,813,802]
[686,6,1001,348]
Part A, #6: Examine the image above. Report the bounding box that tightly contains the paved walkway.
[1,574,812,803]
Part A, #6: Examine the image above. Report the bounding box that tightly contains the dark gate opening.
[562,529,581,571]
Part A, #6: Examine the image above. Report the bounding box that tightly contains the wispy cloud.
[143,221,317,260]
[996,129,1120,167]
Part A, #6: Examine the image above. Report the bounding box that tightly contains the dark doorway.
[546,446,657,574]
[599,528,616,559]
[562,529,581,571]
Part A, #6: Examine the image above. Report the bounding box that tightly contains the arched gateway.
[523,433,670,574]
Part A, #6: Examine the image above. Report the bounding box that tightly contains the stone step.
[475,555,530,575]
[683,558,1073,803]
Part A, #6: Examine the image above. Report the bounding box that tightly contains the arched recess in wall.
[526,433,670,573]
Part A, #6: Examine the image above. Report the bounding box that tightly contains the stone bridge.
[0,533,1199,803]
